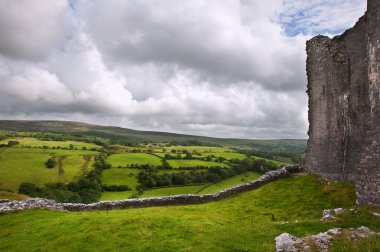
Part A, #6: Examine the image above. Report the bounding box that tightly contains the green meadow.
[0,147,97,192]
[0,137,101,149]
[1,174,379,251]
[164,145,230,153]
[107,153,163,167]
[141,184,207,198]
[167,159,228,168]
[197,171,261,194]
[200,152,248,160]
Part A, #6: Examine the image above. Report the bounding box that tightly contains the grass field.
[142,172,262,198]
[251,156,288,167]
[200,152,248,160]
[100,171,260,200]
[0,148,97,192]
[197,171,261,194]
[0,137,101,149]
[101,168,140,200]
[164,146,230,153]
[141,184,207,198]
[1,174,378,251]
[107,153,162,167]
[167,159,228,168]
[0,191,29,200]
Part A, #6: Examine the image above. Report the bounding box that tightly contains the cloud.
[78,0,307,91]
[0,0,366,139]
[0,0,68,60]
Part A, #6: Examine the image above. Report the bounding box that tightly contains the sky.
[0,0,366,139]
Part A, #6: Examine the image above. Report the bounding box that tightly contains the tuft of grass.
[330,230,380,252]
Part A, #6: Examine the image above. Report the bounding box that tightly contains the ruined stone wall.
[0,165,302,212]
[305,0,380,206]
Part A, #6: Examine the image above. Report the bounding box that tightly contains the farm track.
[58,156,66,181]
[81,155,92,175]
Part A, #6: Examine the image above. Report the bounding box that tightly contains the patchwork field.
[197,171,261,194]
[0,137,101,149]
[101,171,261,200]
[199,152,248,160]
[0,147,97,192]
[107,153,163,167]
[1,175,379,251]
[163,146,230,153]
[167,159,228,168]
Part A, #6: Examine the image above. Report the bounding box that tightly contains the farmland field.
[0,191,29,200]
[0,137,101,149]
[100,191,136,201]
[199,152,248,160]
[164,145,230,153]
[197,171,261,194]
[107,153,162,167]
[0,147,97,191]
[102,168,139,187]
[167,159,228,168]
[141,184,207,198]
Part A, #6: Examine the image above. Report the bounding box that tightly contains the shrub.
[7,140,19,147]
[18,183,42,197]
[45,157,57,168]
[102,185,131,191]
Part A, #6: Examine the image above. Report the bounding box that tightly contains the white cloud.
[0,0,68,60]
[0,0,367,139]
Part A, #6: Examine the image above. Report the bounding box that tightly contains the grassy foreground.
[1,174,379,251]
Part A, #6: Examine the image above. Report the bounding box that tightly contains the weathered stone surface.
[275,233,303,252]
[305,0,380,207]
[275,226,378,252]
[0,165,303,212]
[373,212,380,217]
[320,208,355,223]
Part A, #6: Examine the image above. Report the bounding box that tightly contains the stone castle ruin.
[305,0,380,206]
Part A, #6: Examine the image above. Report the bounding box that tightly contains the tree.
[7,140,19,147]
[18,183,41,197]
[45,157,57,168]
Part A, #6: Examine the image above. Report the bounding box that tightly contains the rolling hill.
[0,120,307,152]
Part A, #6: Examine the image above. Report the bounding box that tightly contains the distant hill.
[0,120,306,153]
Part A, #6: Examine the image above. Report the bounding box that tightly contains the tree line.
[18,156,122,203]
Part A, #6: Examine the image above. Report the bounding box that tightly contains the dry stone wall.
[0,165,302,212]
[305,0,380,207]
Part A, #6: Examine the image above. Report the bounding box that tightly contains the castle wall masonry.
[305,0,380,206]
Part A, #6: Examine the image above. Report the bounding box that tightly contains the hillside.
[1,174,379,251]
[0,120,306,152]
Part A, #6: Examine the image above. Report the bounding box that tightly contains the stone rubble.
[0,165,303,212]
[320,208,354,223]
[275,226,379,252]
[0,198,65,212]
[373,212,380,217]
